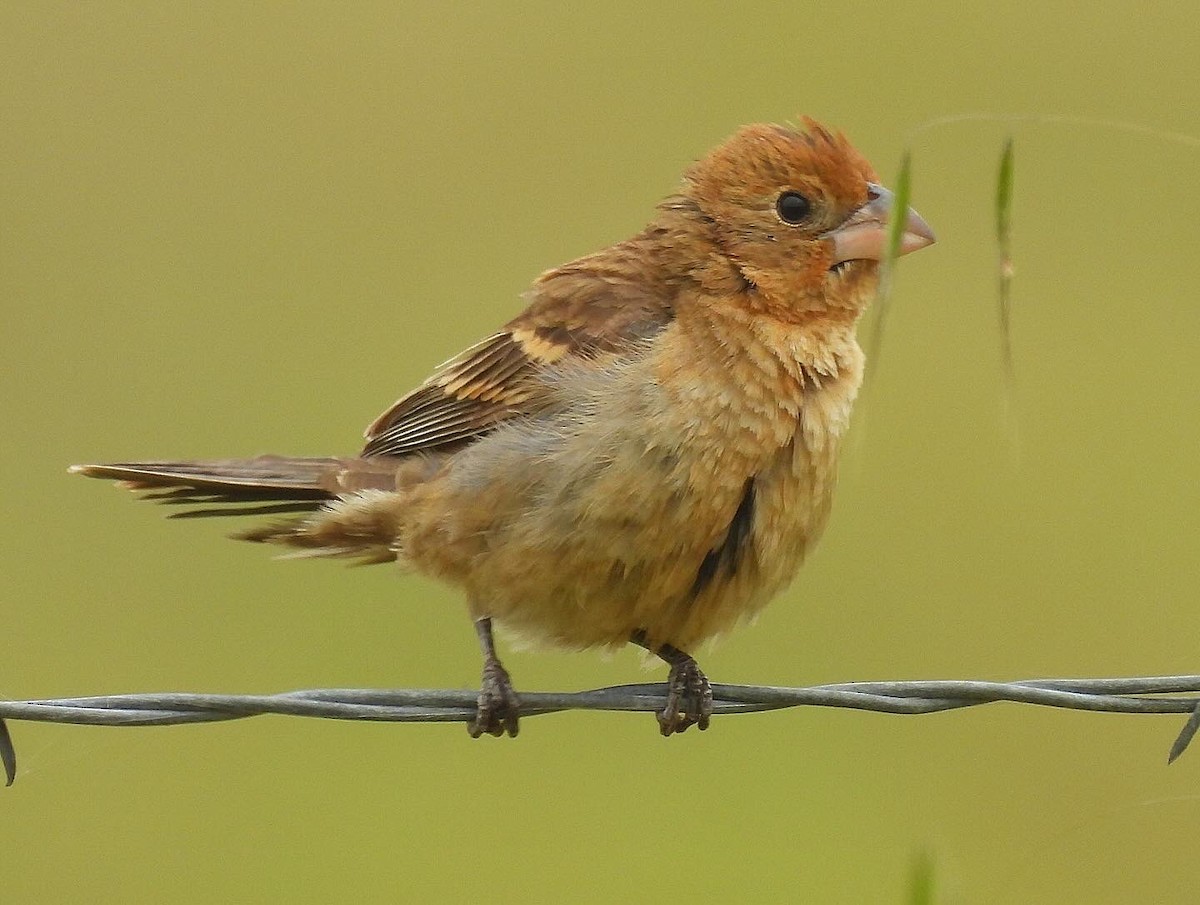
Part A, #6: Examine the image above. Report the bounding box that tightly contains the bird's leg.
[631,630,713,736]
[467,616,520,738]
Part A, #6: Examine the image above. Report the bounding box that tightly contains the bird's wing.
[361,252,675,457]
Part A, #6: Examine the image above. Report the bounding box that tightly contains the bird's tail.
[71,455,409,563]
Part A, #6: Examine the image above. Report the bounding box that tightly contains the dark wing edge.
[361,332,547,457]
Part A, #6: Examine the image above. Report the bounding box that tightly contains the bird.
[72,118,935,738]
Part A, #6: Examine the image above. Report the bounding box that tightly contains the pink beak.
[826,183,935,265]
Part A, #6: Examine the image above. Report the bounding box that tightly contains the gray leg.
[468,616,520,738]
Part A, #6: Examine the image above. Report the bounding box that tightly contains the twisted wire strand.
[3,675,1199,786]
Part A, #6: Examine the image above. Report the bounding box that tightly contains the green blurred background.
[4,3,1199,902]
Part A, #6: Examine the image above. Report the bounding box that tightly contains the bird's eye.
[775,191,811,226]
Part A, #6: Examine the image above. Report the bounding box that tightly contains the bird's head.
[675,119,934,319]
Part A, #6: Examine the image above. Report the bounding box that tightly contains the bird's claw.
[468,658,520,738]
[658,658,712,736]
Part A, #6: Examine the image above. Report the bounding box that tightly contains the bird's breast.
[638,316,863,648]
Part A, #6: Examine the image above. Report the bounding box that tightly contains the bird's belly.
[405,415,840,653]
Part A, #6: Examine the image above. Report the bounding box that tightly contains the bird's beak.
[826,183,936,266]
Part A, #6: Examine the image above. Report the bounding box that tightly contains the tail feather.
[236,489,404,564]
[168,501,331,520]
[72,454,416,564]
[69,456,364,499]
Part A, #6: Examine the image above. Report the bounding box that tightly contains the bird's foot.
[468,657,520,738]
[468,615,520,738]
[659,656,713,737]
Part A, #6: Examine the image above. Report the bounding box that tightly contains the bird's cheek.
[802,253,831,288]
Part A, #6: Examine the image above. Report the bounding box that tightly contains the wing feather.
[362,237,676,457]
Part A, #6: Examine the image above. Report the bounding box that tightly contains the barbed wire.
[3,674,1198,786]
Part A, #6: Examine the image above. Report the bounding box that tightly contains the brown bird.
[73,119,934,738]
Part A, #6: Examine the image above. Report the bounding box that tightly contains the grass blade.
[909,851,935,905]
[995,138,1019,455]
[865,150,913,384]
[996,137,1015,382]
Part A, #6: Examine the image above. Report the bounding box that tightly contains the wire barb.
[2,675,1198,784]
[1,718,16,787]
[1168,700,1200,765]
